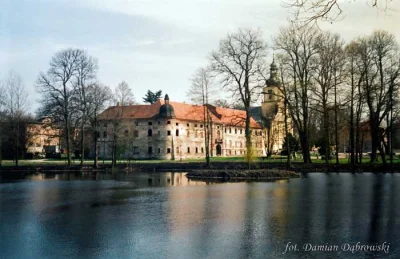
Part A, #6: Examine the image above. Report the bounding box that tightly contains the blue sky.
[1,0,399,112]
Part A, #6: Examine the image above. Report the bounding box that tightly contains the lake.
[0,172,399,258]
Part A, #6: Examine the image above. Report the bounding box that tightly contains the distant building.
[26,117,61,157]
[97,95,265,160]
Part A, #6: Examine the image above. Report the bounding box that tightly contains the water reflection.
[2,171,210,187]
[0,173,399,259]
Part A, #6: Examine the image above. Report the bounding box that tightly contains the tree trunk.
[94,132,98,168]
[80,121,84,165]
[334,75,339,164]
[245,109,252,169]
[80,121,85,166]
[65,124,71,166]
[299,131,312,164]
[323,105,329,165]
[284,98,291,168]
[350,83,355,166]
[15,121,20,167]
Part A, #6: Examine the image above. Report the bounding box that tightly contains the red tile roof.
[99,100,261,128]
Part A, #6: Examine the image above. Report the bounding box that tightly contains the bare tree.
[86,83,113,168]
[210,28,267,160]
[274,24,320,164]
[187,67,216,166]
[114,81,135,105]
[109,81,135,167]
[364,31,400,163]
[313,32,345,164]
[74,51,98,165]
[2,71,29,166]
[283,0,397,25]
[36,48,84,166]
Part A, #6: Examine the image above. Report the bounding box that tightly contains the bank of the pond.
[1,161,399,174]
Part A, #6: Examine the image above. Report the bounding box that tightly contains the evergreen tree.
[143,90,162,104]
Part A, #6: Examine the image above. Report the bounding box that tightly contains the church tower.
[261,57,281,123]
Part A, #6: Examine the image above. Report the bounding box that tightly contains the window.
[148,146,153,154]
[135,121,139,126]
[158,148,161,153]
[187,123,190,127]
[240,129,242,134]
[167,121,171,124]
[194,124,197,127]
[200,124,203,128]
[187,147,190,153]
[217,126,220,129]
[176,123,179,126]
[148,129,152,136]
[196,147,198,153]
[167,148,171,153]
[268,90,273,100]
[148,121,152,125]
[176,129,179,136]
[201,147,204,153]
[229,128,231,133]
[167,130,171,136]
[134,130,139,137]
[225,128,227,133]
[124,129,129,135]
[235,128,237,134]
[158,121,160,124]
[103,131,107,138]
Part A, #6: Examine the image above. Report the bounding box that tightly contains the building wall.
[26,119,60,155]
[97,117,265,160]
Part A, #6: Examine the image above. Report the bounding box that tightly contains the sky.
[0,0,399,113]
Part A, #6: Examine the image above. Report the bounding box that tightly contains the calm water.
[0,172,399,259]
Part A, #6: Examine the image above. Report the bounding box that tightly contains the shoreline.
[0,161,399,173]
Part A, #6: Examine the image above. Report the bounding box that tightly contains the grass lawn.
[1,155,399,167]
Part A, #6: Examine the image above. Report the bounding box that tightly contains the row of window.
[102,129,263,139]
[147,146,205,154]
[223,127,263,136]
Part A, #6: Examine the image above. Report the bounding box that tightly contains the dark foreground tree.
[274,25,320,164]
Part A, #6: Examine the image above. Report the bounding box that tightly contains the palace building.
[97,95,265,160]
[96,60,289,160]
